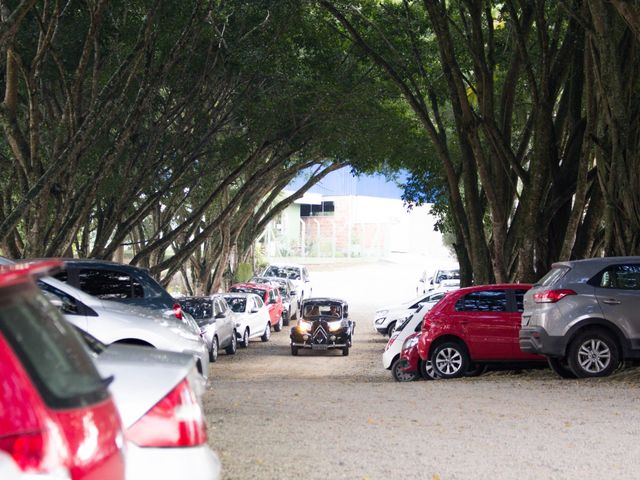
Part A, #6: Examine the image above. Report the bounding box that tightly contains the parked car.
[262,263,312,306]
[520,257,640,378]
[416,266,460,295]
[417,284,545,379]
[223,292,272,346]
[251,275,299,323]
[383,301,441,378]
[0,260,126,479]
[50,259,187,318]
[81,334,221,480]
[180,294,238,362]
[373,287,454,337]
[290,298,353,356]
[229,282,284,332]
[393,332,426,381]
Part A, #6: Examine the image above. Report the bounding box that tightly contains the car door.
[252,296,269,334]
[453,289,512,360]
[592,263,640,341]
[218,298,234,340]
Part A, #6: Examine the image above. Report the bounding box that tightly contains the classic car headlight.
[298,320,312,333]
[402,336,419,350]
[327,320,346,332]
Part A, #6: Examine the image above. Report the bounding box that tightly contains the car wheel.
[240,328,250,348]
[547,357,577,379]
[274,315,283,332]
[392,358,418,382]
[419,359,439,380]
[210,336,219,363]
[342,347,349,356]
[431,341,469,379]
[567,330,619,378]
[261,323,271,342]
[465,363,487,377]
[291,345,299,356]
[225,330,237,355]
[387,321,396,338]
[283,309,291,327]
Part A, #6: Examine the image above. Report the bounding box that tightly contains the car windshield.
[180,298,213,321]
[264,266,301,280]
[224,297,247,313]
[436,270,459,282]
[303,303,341,318]
[231,286,266,298]
[0,284,108,409]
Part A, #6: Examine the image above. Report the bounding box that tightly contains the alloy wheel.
[434,347,463,376]
[577,339,611,374]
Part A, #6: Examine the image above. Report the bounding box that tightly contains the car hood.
[98,301,202,342]
[96,344,196,428]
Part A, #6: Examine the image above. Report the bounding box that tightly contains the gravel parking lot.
[205,260,640,480]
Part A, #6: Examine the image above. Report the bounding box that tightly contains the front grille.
[312,326,328,344]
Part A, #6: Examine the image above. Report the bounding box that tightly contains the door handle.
[602,298,621,305]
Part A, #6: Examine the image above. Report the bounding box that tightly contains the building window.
[300,201,335,217]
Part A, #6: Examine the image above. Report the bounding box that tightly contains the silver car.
[520,256,640,378]
[85,337,221,480]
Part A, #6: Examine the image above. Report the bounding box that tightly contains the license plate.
[311,344,329,350]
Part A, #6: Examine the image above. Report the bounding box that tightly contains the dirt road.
[204,260,640,480]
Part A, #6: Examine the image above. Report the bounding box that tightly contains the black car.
[290,298,353,356]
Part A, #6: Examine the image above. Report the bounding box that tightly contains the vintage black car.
[290,298,353,356]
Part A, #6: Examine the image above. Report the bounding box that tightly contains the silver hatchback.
[520,256,640,378]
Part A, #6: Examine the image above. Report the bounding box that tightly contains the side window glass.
[38,282,80,315]
[455,290,507,312]
[255,296,264,308]
[599,264,640,290]
[79,269,144,300]
[514,290,527,312]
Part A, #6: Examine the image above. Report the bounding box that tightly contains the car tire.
[210,336,219,363]
[431,341,469,379]
[283,309,291,327]
[291,345,299,356]
[225,331,237,355]
[274,315,283,332]
[387,321,396,338]
[261,323,271,342]
[419,359,439,380]
[567,329,619,378]
[240,328,250,348]
[465,363,487,377]
[392,358,418,382]
[342,347,349,356]
[547,357,577,379]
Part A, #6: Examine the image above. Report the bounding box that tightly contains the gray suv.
[520,257,640,378]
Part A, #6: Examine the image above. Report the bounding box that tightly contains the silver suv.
[520,257,640,378]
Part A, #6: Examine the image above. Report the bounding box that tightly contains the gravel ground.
[204,260,640,480]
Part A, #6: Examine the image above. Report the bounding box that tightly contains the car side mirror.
[250,308,258,313]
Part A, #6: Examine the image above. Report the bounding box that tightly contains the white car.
[415,266,460,295]
[223,293,272,346]
[373,287,453,337]
[261,263,312,305]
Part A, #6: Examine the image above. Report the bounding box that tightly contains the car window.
[225,297,247,313]
[596,264,640,290]
[79,269,144,300]
[264,266,301,280]
[536,266,570,287]
[514,289,528,312]
[181,298,213,320]
[0,284,108,409]
[38,281,80,315]
[435,269,459,282]
[254,296,264,308]
[455,290,507,312]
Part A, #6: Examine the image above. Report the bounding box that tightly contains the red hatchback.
[230,283,284,331]
[0,261,125,479]
[417,284,545,379]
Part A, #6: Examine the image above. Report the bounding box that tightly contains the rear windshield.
[231,286,266,298]
[180,298,213,321]
[224,297,247,313]
[536,266,570,287]
[0,284,108,409]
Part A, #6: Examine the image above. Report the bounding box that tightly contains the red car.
[417,283,545,378]
[229,283,284,332]
[0,261,125,479]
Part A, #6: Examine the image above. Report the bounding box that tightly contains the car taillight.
[126,377,207,448]
[173,303,183,320]
[385,337,396,351]
[0,422,69,475]
[533,289,577,303]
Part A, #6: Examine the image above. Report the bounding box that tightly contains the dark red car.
[416,283,545,378]
[230,283,284,331]
[0,261,125,479]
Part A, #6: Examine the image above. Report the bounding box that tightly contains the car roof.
[452,283,533,295]
[265,263,305,269]
[552,256,640,268]
[222,292,261,300]
[302,297,346,305]
[231,282,273,290]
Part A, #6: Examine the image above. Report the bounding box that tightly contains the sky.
[286,166,406,199]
